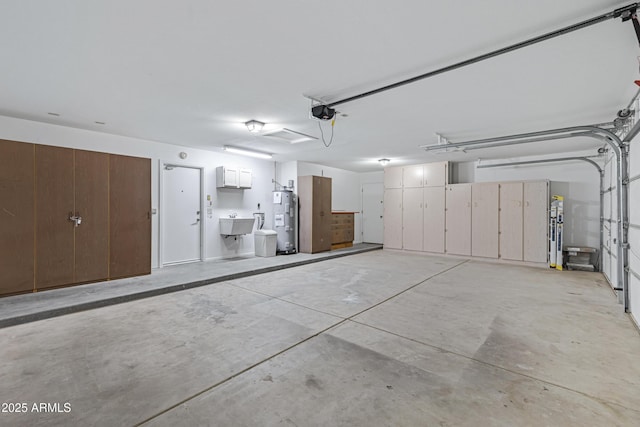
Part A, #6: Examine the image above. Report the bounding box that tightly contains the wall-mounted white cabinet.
[238,168,252,188]
[424,161,448,187]
[403,165,424,188]
[384,166,403,189]
[401,161,449,188]
[384,161,449,189]
[216,166,252,189]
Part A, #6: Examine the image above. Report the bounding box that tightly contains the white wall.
[451,162,475,183]
[472,152,601,249]
[359,171,384,185]
[275,161,298,192]
[0,115,278,268]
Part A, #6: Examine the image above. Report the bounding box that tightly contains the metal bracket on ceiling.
[616,4,640,45]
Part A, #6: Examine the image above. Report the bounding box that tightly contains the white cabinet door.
[445,184,472,256]
[472,183,499,258]
[423,186,445,253]
[384,167,403,189]
[524,181,548,263]
[238,168,252,188]
[217,166,239,188]
[383,189,403,249]
[403,164,424,188]
[500,182,524,260]
[424,161,448,187]
[402,188,423,251]
[224,167,238,187]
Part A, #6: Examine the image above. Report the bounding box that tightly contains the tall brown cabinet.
[109,154,152,279]
[298,175,332,253]
[0,140,35,295]
[0,139,151,297]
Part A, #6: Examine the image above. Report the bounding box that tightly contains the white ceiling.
[1,1,638,172]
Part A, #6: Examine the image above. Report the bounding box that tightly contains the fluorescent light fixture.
[245,120,265,133]
[378,158,390,166]
[223,146,272,159]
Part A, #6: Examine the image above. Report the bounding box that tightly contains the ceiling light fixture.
[245,120,265,133]
[223,146,272,160]
[378,158,390,167]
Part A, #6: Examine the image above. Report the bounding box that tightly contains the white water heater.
[273,189,296,254]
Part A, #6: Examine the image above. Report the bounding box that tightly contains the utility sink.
[219,217,255,236]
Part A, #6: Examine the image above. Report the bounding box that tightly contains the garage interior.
[1,1,640,426]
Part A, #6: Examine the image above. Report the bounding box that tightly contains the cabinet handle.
[69,212,82,227]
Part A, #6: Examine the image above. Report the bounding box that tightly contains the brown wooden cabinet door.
[109,154,151,279]
[74,150,109,283]
[297,176,312,253]
[317,176,332,252]
[0,140,35,295]
[298,176,332,253]
[35,145,75,289]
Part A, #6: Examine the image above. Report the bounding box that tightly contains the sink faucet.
[229,212,237,218]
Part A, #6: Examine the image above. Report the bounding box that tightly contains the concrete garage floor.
[1,251,639,426]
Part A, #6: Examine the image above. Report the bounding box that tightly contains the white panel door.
[446,184,472,256]
[384,167,403,189]
[362,183,384,244]
[472,183,499,258]
[424,161,448,187]
[423,186,445,253]
[383,188,403,249]
[524,181,549,263]
[162,166,202,265]
[500,182,524,261]
[403,164,424,188]
[403,188,423,251]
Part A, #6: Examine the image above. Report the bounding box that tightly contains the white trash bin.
[254,230,277,257]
